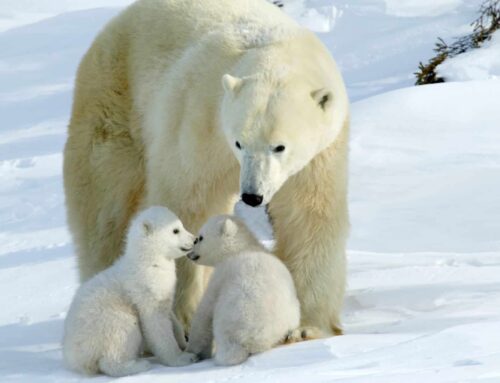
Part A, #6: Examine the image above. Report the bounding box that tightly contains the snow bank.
[350,81,500,253]
[437,31,500,81]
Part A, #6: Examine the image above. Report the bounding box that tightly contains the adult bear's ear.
[311,88,333,111]
[222,74,243,96]
[221,218,238,237]
[142,221,153,235]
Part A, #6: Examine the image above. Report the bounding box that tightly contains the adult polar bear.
[64,0,349,336]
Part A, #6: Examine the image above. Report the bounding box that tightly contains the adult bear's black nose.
[241,193,263,207]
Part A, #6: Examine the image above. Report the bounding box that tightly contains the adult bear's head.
[220,30,349,207]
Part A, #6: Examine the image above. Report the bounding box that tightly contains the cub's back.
[212,251,300,346]
[215,251,298,307]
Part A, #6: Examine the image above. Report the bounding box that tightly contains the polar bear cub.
[186,215,300,365]
[63,206,198,377]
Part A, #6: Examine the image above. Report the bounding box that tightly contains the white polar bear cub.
[63,206,198,377]
[186,215,300,365]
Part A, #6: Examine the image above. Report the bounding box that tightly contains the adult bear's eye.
[173,228,179,234]
[273,145,286,153]
[199,235,204,242]
[235,141,242,150]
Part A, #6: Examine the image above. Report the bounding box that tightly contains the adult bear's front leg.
[268,131,349,337]
[271,212,348,336]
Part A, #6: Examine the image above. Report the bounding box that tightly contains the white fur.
[63,206,198,377]
[64,0,349,336]
[186,215,300,365]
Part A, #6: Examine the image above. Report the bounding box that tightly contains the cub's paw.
[284,326,326,343]
[172,352,199,367]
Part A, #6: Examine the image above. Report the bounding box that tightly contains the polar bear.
[185,215,300,365]
[64,0,349,337]
[63,206,198,377]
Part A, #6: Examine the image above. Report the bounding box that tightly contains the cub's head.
[220,32,348,207]
[187,215,260,266]
[127,206,196,260]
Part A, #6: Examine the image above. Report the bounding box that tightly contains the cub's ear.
[221,218,238,237]
[311,88,333,111]
[142,221,153,235]
[222,74,243,95]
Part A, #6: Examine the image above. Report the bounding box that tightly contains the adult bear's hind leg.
[64,118,145,282]
[64,36,145,282]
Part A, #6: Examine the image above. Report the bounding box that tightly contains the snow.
[0,0,134,32]
[437,31,500,81]
[384,0,464,18]
[1,0,500,382]
[350,81,500,252]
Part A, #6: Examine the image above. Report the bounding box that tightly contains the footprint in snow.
[453,359,482,367]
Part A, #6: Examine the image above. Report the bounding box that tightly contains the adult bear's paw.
[171,352,199,367]
[284,326,327,343]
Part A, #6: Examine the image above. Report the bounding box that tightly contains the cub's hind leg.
[97,315,149,377]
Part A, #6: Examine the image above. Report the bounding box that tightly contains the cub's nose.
[187,252,200,261]
[241,193,263,207]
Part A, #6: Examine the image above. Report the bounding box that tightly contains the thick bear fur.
[63,206,198,377]
[64,0,349,336]
[186,215,300,365]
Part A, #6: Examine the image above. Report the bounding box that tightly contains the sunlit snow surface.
[1,0,499,382]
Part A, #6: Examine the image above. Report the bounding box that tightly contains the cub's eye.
[235,141,242,150]
[173,229,179,234]
[199,235,204,242]
[273,145,286,153]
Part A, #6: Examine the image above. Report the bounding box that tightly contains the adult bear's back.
[120,0,297,110]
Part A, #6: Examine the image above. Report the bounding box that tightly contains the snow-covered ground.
[1,0,500,382]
